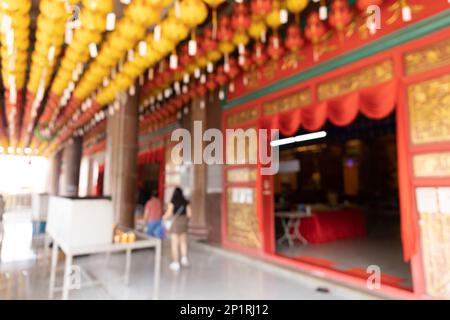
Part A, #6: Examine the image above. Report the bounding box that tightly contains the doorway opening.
[272,113,412,290]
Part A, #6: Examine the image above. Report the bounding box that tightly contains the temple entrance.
[272,113,413,290]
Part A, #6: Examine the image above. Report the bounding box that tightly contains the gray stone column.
[60,137,82,196]
[109,91,139,228]
[48,150,62,195]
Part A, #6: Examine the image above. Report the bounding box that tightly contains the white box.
[47,196,113,249]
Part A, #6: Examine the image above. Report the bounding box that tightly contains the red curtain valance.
[259,80,397,135]
[137,148,165,202]
[138,148,164,165]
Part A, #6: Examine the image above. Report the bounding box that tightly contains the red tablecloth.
[297,208,366,244]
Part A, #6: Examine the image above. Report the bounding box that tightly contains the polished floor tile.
[0,212,378,300]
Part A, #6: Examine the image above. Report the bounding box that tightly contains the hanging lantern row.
[20,0,79,148]
[43,0,209,155]
[0,0,32,146]
[36,0,112,134]
[54,0,174,132]
[51,0,176,134]
[42,0,421,155]
[81,118,106,148]
[109,0,418,134]
[138,0,391,117]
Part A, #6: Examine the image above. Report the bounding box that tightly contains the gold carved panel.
[226,108,258,127]
[408,74,450,145]
[404,38,450,76]
[227,168,257,183]
[317,59,394,101]
[227,187,261,249]
[420,212,450,299]
[413,152,450,177]
[225,127,258,165]
[416,187,450,299]
[263,88,311,116]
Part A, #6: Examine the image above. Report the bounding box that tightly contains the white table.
[276,211,311,246]
[48,229,162,300]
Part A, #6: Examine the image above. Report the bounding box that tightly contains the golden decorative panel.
[404,38,450,76]
[227,187,261,249]
[420,212,450,299]
[317,59,394,101]
[226,108,258,127]
[262,60,278,81]
[263,88,311,116]
[408,74,450,145]
[227,168,257,183]
[225,127,258,165]
[413,152,450,177]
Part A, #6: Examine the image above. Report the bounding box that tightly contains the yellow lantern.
[145,0,172,8]
[97,53,116,68]
[161,16,189,42]
[203,0,226,36]
[1,0,31,13]
[79,10,107,32]
[73,29,102,45]
[206,51,221,63]
[149,37,174,56]
[123,63,142,78]
[11,14,30,29]
[233,32,249,47]
[266,0,283,30]
[286,0,308,23]
[117,18,146,41]
[40,0,67,20]
[249,18,267,40]
[108,35,132,53]
[104,40,127,60]
[203,0,225,7]
[179,0,208,28]
[286,0,308,14]
[125,1,160,26]
[218,42,234,55]
[82,0,113,13]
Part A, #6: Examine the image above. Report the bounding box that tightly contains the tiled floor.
[276,222,413,288]
[0,212,378,300]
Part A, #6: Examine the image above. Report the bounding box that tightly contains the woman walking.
[163,187,192,271]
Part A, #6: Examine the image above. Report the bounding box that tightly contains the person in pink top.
[143,191,164,238]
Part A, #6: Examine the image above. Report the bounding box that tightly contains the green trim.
[138,122,180,144]
[222,9,450,110]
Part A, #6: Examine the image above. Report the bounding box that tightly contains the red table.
[293,208,366,244]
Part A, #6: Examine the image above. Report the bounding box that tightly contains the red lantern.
[284,24,304,52]
[356,0,383,11]
[217,16,234,43]
[217,15,236,54]
[215,66,228,86]
[202,28,218,52]
[239,51,253,71]
[251,0,272,17]
[231,3,251,32]
[267,34,285,60]
[196,82,208,96]
[252,42,268,66]
[179,44,194,68]
[227,58,240,80]
[305,11,327,45]
[181,92,191,104]
[329,0,353,32]
[161,69,173,87]
[206,74,218,91]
